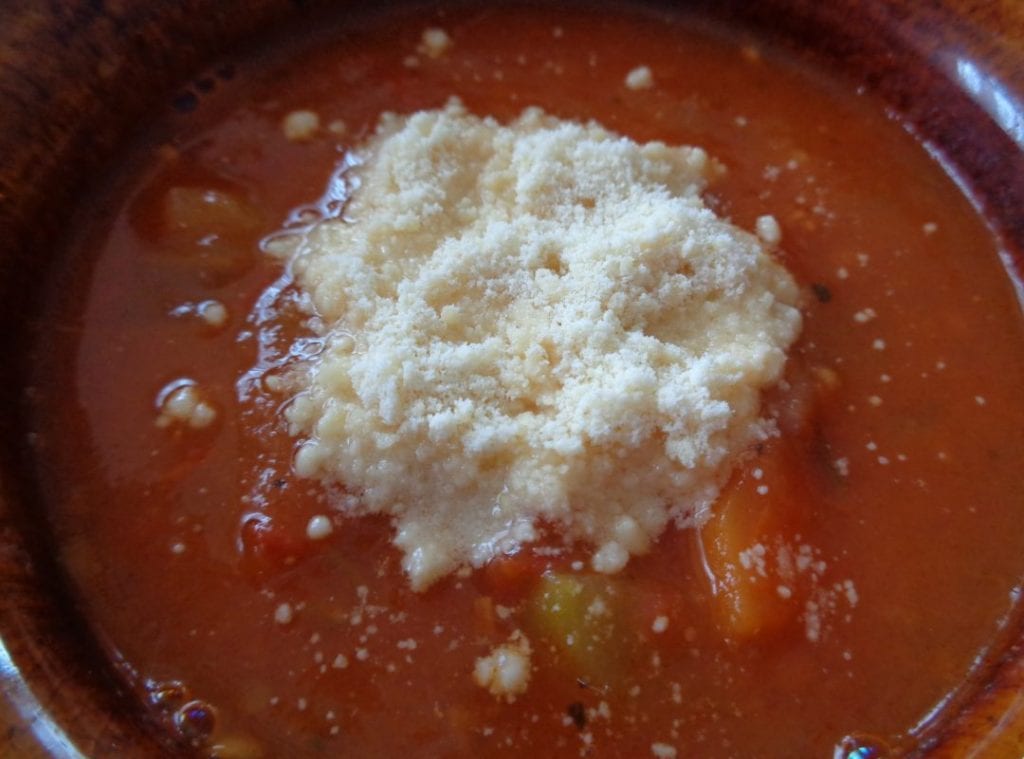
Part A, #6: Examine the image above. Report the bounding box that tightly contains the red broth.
[27,3,1024,756]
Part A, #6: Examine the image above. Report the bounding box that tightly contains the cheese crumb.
[651,615,669,634]
[306,515,334,540]
[282,110,320,142]
[473,631,532,701]
[270,100,802,590]
[755,215,781,248]
[274,603,294,625]
[155,380,217,430]
[625,65,654,90]
[198,300,228,328]
[418,28,452,58]
[591,541,629,574]
[651,743,678,758]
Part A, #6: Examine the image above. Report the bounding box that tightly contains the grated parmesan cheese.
[282,110,320,142]
[155,380,217,430]
[625,65,654,90]
[755,214,782,248]
[306,514,334,540]
[274,603,294,625]
[473,631,532,701]
[418,28,452,58]
[272,99,802,590]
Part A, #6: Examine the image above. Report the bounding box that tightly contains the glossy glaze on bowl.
[1,1,1022,755]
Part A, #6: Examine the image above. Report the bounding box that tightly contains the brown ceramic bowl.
[1,1,1023,755]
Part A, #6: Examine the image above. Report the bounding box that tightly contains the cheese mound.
[275,100,802,590]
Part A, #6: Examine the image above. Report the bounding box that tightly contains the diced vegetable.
[700,357,841,641]
[151,186,263,286]
[699,438,811,641]
[526,572,624,686]
[163,186,262,238]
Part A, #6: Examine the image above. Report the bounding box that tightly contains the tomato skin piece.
[238,513,308,576]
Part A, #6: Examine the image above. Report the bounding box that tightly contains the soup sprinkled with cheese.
[27,2,1024,757]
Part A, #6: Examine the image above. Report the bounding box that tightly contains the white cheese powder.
[272,99,802,590]
[625,65,654,90]
[473,630,532,701]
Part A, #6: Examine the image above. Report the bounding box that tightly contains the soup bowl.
[1,0,1023,755]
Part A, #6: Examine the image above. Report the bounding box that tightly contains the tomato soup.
[26,2,1024,756]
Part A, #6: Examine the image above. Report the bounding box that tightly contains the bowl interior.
[1,0,1022,754]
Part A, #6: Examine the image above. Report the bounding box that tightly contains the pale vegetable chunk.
[527,573,623,685]
[158,186,262,284]
[163,187,260,237]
